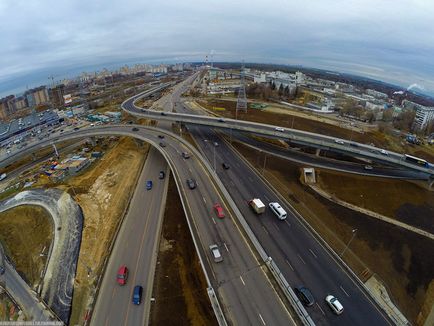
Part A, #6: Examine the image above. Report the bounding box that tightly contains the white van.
[269,202,287,220]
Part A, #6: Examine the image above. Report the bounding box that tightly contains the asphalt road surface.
[186,124,392,326]
[91,148,169,326]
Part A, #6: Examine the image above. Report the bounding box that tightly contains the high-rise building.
[49,84,65,107]
[24,86,49,108]
[413,105,434,130]
[0,95,16,120]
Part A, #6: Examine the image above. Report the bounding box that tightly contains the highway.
[91,148,169,326]
[122,87,434,177]
[184,123,392,326]
[0,125,295,325]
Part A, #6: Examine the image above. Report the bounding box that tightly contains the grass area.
[0,205,53,287]
[232,141,434,323]
[68,137,148,325]
[197,98,434,162]
[150,176,217,326]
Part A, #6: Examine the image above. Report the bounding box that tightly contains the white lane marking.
[285,259,294,271]
[340,285,350,297]
[202,196,207,204]
[258,313,266,325]
[239,275,246,286]
[297,254,306,265]
[285,220,291,228]
[309,249,317,258]
[264,195,270,201]
[230,181,235,186]
[272,223,280,232]
[211,217,217,225]
[188,168,192,173]
[316,303,325,315]
[224,243,229,252]
[262,226,269,235]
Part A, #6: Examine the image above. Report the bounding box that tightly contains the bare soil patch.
[232,141,434,323]
[0,205,53,287]
[150,176,217,326]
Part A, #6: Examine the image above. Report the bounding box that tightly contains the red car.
[213,203,225,218]
[116,265,128,285]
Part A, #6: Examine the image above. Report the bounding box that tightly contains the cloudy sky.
[1,0,434,96]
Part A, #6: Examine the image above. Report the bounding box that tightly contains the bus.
[404,154,429,168]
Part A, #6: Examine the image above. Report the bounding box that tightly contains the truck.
[0,173,6,181]
[249,198,265,214]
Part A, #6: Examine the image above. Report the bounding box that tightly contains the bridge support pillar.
[52,143,59,158]
[315,148,321,157]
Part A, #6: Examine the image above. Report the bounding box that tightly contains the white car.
[380,149,388,155]
[325,295,344,315]
[275,127,285,132]
[209,244,223,263]
[334,139,345,145]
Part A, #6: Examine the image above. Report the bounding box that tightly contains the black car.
[159,142,166,147]
[161,112,167,116]
[132,127,139,131]
[294,286,315,307]
[186,178,197,189]
[73,127,80,131]
[159,171,165,179]
[158,135,165,139]
[222,163,230,170]
[0,266,5,275]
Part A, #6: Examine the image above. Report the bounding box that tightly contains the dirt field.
[198,98,434,162]
[65,137,149,325]
[0,205,53,287]
[316,170,434,232]
[150,177,217,326]
[232,141,434,323]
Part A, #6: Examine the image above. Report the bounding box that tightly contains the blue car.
[132,285,143,305]
[146,180,153,190]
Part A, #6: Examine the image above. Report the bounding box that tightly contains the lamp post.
[341,228,357,257]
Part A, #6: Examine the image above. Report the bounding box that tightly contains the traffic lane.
[91,149,167,326]
[165,141,292,325]
[234,133,427,180]
[216,131,390,325]
[194,128,390,325]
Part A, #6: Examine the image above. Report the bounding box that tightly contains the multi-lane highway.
[1,124,295,325]
[122,86,434,177]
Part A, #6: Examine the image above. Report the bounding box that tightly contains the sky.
[1,0,434,97]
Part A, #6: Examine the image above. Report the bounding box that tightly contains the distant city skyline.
[1,0,433,97]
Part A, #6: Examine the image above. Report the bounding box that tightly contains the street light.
[341,228,358,257]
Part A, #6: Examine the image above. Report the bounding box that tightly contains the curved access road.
[0,124,295,326]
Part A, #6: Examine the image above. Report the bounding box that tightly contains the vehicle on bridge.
[146,180,153,190]
[209,244,223,263]
[405,154,429,167]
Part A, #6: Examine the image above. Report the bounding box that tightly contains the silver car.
[209,244,223,263]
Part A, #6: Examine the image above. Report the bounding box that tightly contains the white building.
[413,106,434,130]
